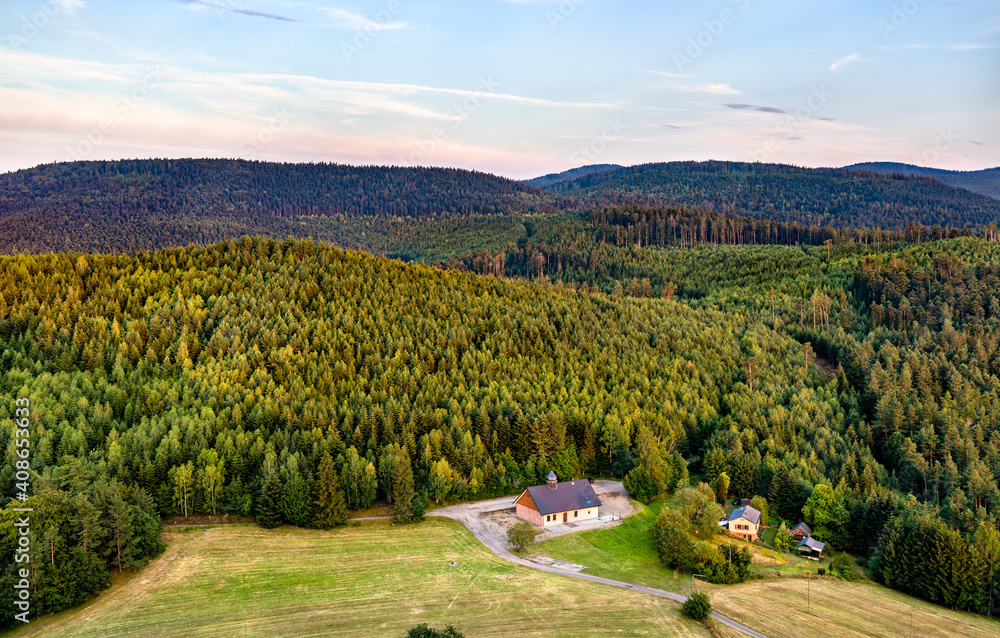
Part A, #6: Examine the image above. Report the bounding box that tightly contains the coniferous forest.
[1,160,1000,626]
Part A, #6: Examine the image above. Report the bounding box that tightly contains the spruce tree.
[256,476,284,529]
[392,451,416,522]
[279,473,313,528]
[313,452,348,529]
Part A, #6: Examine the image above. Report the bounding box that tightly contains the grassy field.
[702,578,1000,638]
[532,496,686,594]
[7,520,711,638]
[535,498,1000,638]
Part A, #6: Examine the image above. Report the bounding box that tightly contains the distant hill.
[523,164,624,189]
[538,160,1000,230]
[0,159,567,254]
[844,162,1000,200]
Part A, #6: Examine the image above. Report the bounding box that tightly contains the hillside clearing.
[7,520,710,638]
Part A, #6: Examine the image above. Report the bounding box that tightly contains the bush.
[407,624,465,638]
[681,592,712,621]
[623,466,656,503]
[506,521,537,553]
[841,567,863,582]
[773,524,795,552]
[818,568,826,575]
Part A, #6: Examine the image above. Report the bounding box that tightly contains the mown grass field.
[535,498,1000,638]
[6,519,710,638]
[702,578,1000,638]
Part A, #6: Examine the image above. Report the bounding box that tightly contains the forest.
[538,161,1000,230]
[0,160,567,254]
[3,159,1000,256]
[1,159,1000,626]
[2,230,1000,623]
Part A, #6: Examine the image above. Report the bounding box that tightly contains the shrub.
[623,466,657,503]
[407,624,465,638]
[506,521,537,553]
[773,524,795,552]
[681,592,712,621]
[818,568,826,575]
[841,567,863,582]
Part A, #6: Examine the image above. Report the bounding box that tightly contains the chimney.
[546,471,558,489]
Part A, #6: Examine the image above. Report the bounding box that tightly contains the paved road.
[429,481,768,638]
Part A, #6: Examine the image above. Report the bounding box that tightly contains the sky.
[1,0,998,179]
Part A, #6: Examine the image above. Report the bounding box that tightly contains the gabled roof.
[791,521,812,536]
[516,480,602,516]
[798,536,826,551]
[727,505,761,526]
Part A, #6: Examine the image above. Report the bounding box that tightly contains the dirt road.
[429,481,768,638]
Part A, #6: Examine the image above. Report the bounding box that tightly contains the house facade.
[722,505,761,541]
[514,472,602,528]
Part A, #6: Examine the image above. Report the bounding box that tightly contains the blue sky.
[1,0,997,178]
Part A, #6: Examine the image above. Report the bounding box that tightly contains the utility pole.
[692,574,705,595]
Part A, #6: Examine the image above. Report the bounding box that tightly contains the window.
[574,511,578,518]
[545,515,550,522]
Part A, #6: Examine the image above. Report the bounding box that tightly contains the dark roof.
[727,505,762,525]
[798,536,826,551]
[522,480,602,515]
[791,521,812,536]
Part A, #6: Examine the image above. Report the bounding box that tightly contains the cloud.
[724,103,786,114]
[60,0,86,13]
[644,70,695,79]
[677,83,740,95]
[313,7,406,31]
[662,124,685,129]
[179,0,299,22]
[830,53,861,72]
[969,140,984,146]
[974,16,1000,36]
[881,43,999,50]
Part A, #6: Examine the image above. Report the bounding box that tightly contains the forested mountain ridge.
[845,162,1000,200]
[4,159,1000,257]
[535,161,1000,230]
[522,164,624,189]
[0,159,568,254]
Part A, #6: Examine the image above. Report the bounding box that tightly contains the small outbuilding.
[514,472,602,528]
[798,535,826,558]
[790,521,812,542]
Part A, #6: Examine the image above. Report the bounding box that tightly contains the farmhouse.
[790,521,812,541]
[721,505,761,541]
[514,471,602,527]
